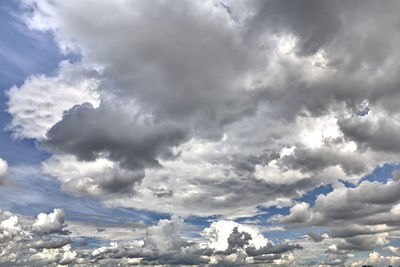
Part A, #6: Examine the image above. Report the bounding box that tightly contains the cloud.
[0,209,73,266]
[11,0,400,221]
[29,237,72,249]
[0,215,23,242]
[32,208,67,235]
[88,216,301,266]
[307,230,324,243]
[0,208,304,266]
[224,226,252,254]
[7,61,100,139]
[248,0,343,56]
[42,154,145,195]
[338,111,400,153]
[42,100,187,171]
[0,158,7,185]
[279,170,400,252]
[245,243,302,257]
[347,251,400,267]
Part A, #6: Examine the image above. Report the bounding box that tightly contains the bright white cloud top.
[2,0,400,266]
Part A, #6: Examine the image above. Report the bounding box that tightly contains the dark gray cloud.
[280,145,367,175]
[43,101,187,171]
[61,166,145,195]
[246,243,302,257]
[173,174,318,216]
[223,226,252,254]
[339,115,400,153]
[248,0,342,56]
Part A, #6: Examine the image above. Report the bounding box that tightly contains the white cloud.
[254,159,309,184]
[0,216,22,242]
[347,251,400,267]
[32,208,66,235]
[42,154,143,195]
[203,220,268,251]
[59,245,77,265]
[7,61,100,139]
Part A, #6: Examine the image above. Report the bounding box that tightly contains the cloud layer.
[0,209,301,266]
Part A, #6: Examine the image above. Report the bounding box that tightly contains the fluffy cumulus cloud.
[348,251,400,267]
[4,0,400,265]
[32,208,67,235]
[0,209,74,266]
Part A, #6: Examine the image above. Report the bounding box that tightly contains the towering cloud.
[32,208,67,235]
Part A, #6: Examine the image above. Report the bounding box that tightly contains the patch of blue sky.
[338,163,400,188]
[296,184,333,208]
[233,205,289,227]
[387,238,400,249]
[0,0,75,165]
[357,106,370,116]
[66,207,171,226]
[0,1,66,86]
[184,214,220,228]
[358,163,400,184]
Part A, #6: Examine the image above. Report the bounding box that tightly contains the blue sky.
[0,0,60,165]
[1,1,400,266]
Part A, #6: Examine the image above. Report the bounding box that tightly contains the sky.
[1,0,400,266]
